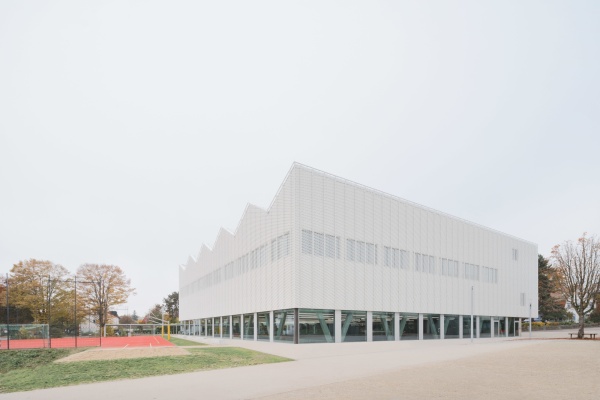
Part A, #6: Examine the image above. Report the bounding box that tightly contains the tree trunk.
[578,313,585,338]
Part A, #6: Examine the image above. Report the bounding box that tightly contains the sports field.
[0,335,174,350]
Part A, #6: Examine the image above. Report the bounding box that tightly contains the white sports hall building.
[179,163,538,343]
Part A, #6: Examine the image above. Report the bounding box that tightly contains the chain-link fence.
[1,274,103,349]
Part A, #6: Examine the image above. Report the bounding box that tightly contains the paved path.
[2,327,598,400]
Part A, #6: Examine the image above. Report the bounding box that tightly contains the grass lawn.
[168,337,206,346]
[0,347,290,393]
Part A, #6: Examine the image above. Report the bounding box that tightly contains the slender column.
[476,316,481,338]
[459,315,463,339]
[366,311,373,342]
[335,310,342,343]
[394,312,400,341]
[293,308,299,344]
[440,314,445,340]
[269,311,274,342]
[491,317,495,339]
[241,314,244,340]
[418,313,424,340]
[505,317,509,337]
[254,312,258,341]
[212,318,215,338]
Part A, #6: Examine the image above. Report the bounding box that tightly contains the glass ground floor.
[179,309,522,344]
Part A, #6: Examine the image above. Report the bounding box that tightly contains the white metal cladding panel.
[333,180,347,309]
[179,168,297,320]
[293,164,537,318]
[181,163,538,321]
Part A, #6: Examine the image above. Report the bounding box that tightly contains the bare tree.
[76,264,135,334]
[552,233,600,338]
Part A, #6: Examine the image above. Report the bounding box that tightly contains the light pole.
[470,285,474,343]
[529,301,532,339]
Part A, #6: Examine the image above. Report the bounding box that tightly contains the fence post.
[74,276,78,348]
[48,275,51,349]
[5,273,10,350]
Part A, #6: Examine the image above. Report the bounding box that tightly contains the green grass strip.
[0,347,290,393]
[168,337,206,346]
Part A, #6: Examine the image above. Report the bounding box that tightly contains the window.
[325,234,336,258]
[512,248,519,261]
[271,239,277,262]
[346,238,377,264]
[520,292,526,306]
[366,243,375,264]
[302,230,340,258]
[270,233,290,261]
[346,239,355,261]
[314,232,324,256]
[357,241,365,263]
[400,250,409,269]
[465,263,480,280]
[302,230,313,254]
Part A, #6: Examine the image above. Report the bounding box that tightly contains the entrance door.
[493,320,501,337]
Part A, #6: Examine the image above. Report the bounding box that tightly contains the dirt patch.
[56,346,190,363]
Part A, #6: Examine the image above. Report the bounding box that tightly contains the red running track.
[0,335,174,350]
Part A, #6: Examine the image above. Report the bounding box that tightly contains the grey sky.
[1,1,599,316]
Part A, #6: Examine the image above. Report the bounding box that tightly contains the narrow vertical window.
[325,234,336,258]
[346,239,355,261]
[314,232,324,256]
[357,241,366,263]
[302,230,313,254]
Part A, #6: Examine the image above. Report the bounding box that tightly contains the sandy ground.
[55,346,189,362]
[257,340,600,400]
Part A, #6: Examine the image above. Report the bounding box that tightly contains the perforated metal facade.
[179,163,538,341]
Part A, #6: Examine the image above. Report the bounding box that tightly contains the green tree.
[163,291,179,323]
[538,254,567,321]
[144,304,163,324]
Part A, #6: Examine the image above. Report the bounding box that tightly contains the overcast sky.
[1,1,599,317]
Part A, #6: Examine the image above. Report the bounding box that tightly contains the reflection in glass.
[508,317,519,337]
[423,314,440,340]
[373,312,395,341]
[399,313,419,340]
[232,315,241,339]
[257,312,270,341]
[444,314,460,339]
[274,309,294,342]
[298,309,335,343]
[463,315,474,338]
[341,310,366,342]
[479,316,491,338]
[207,318,213,337]
[215,317,222,337]
[243,314,254,340]
[222,316,230,338]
